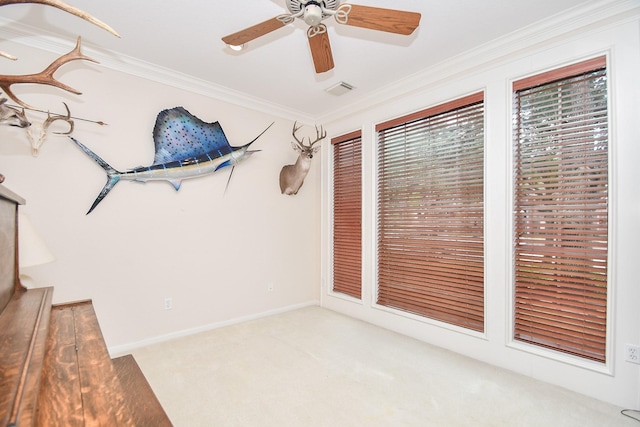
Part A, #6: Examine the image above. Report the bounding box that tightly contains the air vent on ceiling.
[325,81,355,96]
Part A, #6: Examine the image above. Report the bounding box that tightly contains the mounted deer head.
[0,97,30,127]
[0,0,120,61]
[24,102,73,156]
[279,121,325,195]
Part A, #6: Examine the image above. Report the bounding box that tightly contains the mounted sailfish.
[70,106,273,214]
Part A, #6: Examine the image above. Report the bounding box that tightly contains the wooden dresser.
[0,185,172,426]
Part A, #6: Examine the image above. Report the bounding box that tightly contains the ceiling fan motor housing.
[285,0,340,26]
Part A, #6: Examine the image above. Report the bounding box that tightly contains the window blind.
[513,56,608,362]
[376,93,485,331]
[332,131,362,299]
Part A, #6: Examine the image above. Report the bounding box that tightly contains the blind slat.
[377,95,485,331]
[332,132,363,299]
[513,62,608,362]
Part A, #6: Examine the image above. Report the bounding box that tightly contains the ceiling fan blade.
[340,4,421,35]
[307,26,334,73]
[222,17,287,46]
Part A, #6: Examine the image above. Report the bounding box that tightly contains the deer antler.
[291,121,327,149]
[0,36,97,108]
[0,0,120,38]
[0,0,119,61]
[43,101,73,134]
[25,101,74,156]
[309,124,326,148]
[281,121,326,195]
[292,121,306,148]
[0,51,18,61]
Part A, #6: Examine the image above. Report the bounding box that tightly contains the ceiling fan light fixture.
[228,43,244,51]
[285,0,340,16]
[303,4,323,27]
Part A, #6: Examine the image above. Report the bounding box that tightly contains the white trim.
[316,0,640,123]
[327,290,364,305]
[505,51,614,373]
[371,302,488,341]
[367,89,490,341]
[326,132,336,301]
[369,89,488,335]
[0,18,312,124]
[325,128,366,304]
[604,51,617,375]
[108,300,319,357]
[370,121,380,311]
[1,1,636,125]
[504,67,518,356]
[481,88,490,337]
[321,7,640,409]
[508,340,612,376]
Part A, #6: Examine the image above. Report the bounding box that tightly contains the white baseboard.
[109,300,319,357]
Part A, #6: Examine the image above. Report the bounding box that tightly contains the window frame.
[507,55,614,371]
[372,92,487,334]
[330,130,363,301]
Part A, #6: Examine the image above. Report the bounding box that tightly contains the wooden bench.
[0,184,171,426]
[0,287,53,427]
[113,354,173,427]
[0,294,172,426]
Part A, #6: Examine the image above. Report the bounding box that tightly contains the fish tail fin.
[86,174,120,214]
[69,136,121,214]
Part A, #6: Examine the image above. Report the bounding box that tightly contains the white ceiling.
[1,0,594,121]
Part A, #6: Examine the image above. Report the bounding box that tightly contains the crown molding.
[317,0,640,123]
[1,0,636,124]
[0,17,313,123]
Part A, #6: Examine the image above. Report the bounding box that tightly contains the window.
[513,56,608,362]
[332,131,362,299]
[376,93,485,331]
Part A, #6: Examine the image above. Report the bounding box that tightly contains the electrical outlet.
[267,282,274,292]
[164,297,173,310]
[625,344,640,364]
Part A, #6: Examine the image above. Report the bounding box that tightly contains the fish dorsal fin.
[152,107,233,164]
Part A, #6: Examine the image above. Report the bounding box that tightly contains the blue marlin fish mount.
[71,106,274,214]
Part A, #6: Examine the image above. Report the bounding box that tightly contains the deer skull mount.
[1,96,75,156]
[1,97,106,156]
[0,0,110,155]
[279,121,326,195]
[25,102,74,156]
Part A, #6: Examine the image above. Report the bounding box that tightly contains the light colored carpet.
[131,306,636,426]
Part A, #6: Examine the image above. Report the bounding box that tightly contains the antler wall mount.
[279,121,326,195]
[222,0,421,73]
[1,97,107,157]
[23,102,74,156]
[0,0,120,61]
[0,37,97,109]
[0,0,119,108]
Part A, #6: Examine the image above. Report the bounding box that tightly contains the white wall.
[0,41,321,353]
[321,3,640,409]
[1,0,637,410]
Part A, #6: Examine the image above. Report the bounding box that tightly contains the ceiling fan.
[221,0,421,73]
